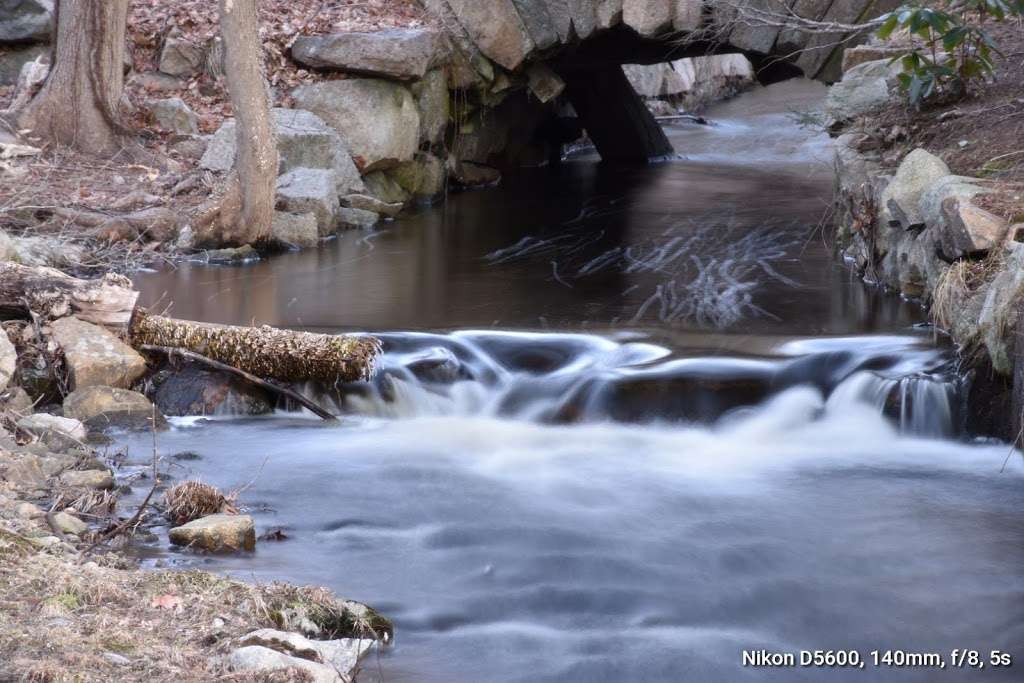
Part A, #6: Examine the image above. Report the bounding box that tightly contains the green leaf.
[878,14,900,39]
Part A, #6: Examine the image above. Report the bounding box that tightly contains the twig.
[140,344,337,420]
[78,407,162,558]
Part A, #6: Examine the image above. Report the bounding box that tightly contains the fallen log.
[0,262,380,385]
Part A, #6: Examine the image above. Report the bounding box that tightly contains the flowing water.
[122,80,1024,682]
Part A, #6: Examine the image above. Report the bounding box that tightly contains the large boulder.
[391,153,446,202]
[152,364,273,416]
[540,0,573,41]
[291,80,420,174]
[880,148,950,229]
[0,0,53,44]
[445,0,535,71]
[169,513,256,552]
[63,386,163,431]
[50,317,147,390]
[623,63,667,97]
[673,0,701,30]
[291,28,445,81]
[200,108,364,195]
[623,0,672,36]
[275,168,339,236]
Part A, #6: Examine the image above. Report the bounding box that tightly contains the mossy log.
[0,262,380,384]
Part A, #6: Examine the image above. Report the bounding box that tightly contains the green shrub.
[877,1,1024,107]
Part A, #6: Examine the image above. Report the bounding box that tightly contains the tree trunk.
[17,0,129,155]
[130,311,379,384]
[218,0,278,245]
[0,263,379,384]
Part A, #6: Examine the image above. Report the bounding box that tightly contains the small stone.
[15,501,44,519]
[28,535,61,549]
[102,652,130,666]
[452,161,501,188]
[337,207,379,229]
[51,511,87,536]
[169,514,256,552]
[59,469,115,491]
[202,244,260,265]
[342,194,403,218]
[212,617,226,629]
[958,139,969,148]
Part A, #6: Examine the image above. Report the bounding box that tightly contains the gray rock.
[673,0,700,30]
[0,43,46,85]
[159,28,205,77]
[445,0,535,71]
[236,629,376,680]
[979,248,1024,374]
[0,329,15,393]
[0,0,53,44]
[275,168,339,236]
[292,79,420,174]
[880,148,950,229]
[917,175,988,252]
[938,198,1007,259]
[567,0,599,38]
[18,413,87,442]
[338,207,380,229]
[15,501,43,519]
[342,194,403,218]
[452,160,501,188]
[527,63,565,103]
[411,68,449,147]
[169,514,255,552]
[291,28,445,81]
[597,0,624,28]
[150,97,199,135]
[511,0,560,50]
[392,153,446,201]
[169,135,208,161]
[52,511,87,536]
[362,170,412,204]
[201,108,365,196]
[825,59,901,126]
[623,0,672,36]
[203,245,261,265]
[623,63,668,97]
[58,469,115,491]
[50,317,147,390]
[271,211,319,248]
[63,386,164,432]
[226,646,339,683]
[153,364,273,416]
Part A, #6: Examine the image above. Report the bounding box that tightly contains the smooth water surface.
[123,81,1024,682]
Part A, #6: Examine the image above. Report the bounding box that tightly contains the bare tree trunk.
[17,0,129,156]
[217,0,278,245]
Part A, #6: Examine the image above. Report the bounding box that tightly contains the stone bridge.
[427,0,894,161]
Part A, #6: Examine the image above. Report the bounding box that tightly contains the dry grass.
[931,248,1007,343]
[163,479,236,526]
[0,531,391,682]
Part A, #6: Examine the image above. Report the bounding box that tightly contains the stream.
[120,80,1024,682]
